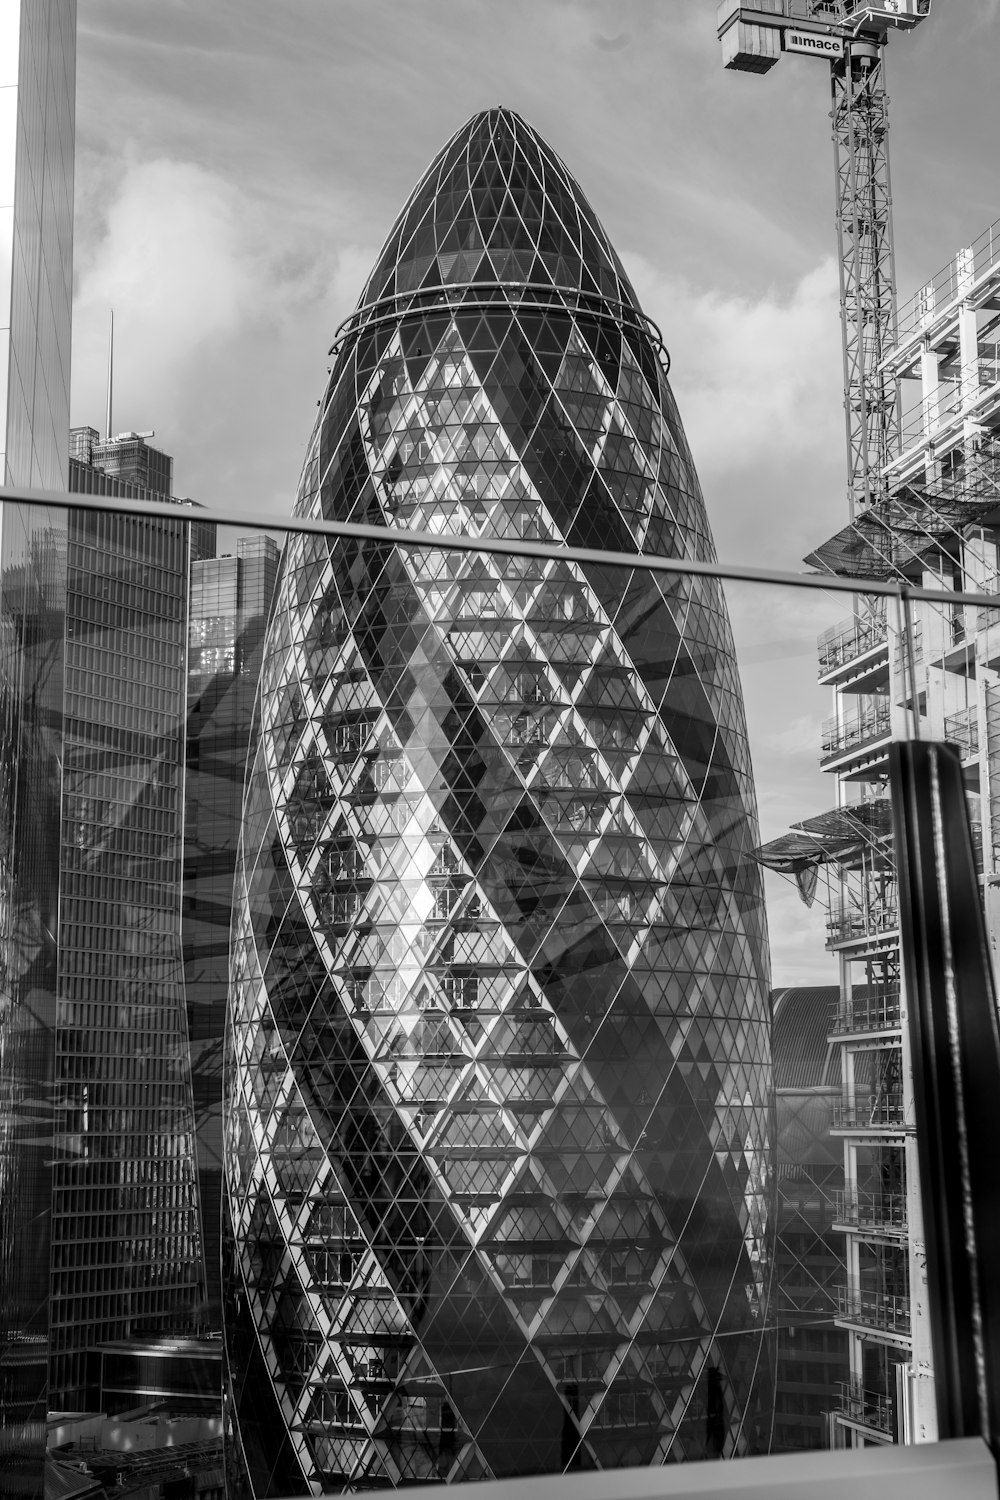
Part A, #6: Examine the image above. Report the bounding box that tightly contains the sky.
[69,0,1000,983]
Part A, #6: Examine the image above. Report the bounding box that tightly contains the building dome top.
[772,986,843,1090]
[356,106,640,316]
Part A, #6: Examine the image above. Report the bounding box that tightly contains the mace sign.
[783,29,845,58]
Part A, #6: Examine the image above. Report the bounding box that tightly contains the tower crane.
[716,1,932,516]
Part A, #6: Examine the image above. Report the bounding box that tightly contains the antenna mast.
[105,309,114,443]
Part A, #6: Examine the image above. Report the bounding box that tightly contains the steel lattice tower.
[717,1,931,511]
[831,40,900,514]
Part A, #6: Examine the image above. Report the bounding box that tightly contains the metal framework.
[832,42,900,514]
[717,3,932,511]
[10,481,1000,609]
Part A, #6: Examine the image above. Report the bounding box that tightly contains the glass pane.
[0,497,943,1493]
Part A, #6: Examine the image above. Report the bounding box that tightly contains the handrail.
[264,1437,997,1498]
[7,482,1000,608]
[818,612,889,673]
[894,217,1000,345]
[835,1189,908,1230]
[821,704,893,759]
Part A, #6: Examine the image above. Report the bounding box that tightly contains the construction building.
[762,218,1000,1448]
[715,0,963,1453]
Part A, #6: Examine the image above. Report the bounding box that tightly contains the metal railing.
[944,706,980,759]
[895,217,1000,343]
[831,1092,906,1131]
[837,1281,912,1336]
[976,574,1000,631]
[821,703,892,762]
[836,1375,896,1436]
[832,987,901,1034]
[835,1190,907,1234]
[895,351,1000,454]
[817,612,888,676]
[826,901,898,945]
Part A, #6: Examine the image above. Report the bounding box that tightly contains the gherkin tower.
[224,108,774,1494]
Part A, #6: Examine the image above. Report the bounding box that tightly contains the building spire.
[105,309,114,442]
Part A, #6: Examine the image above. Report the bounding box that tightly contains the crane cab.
[842,0,931,29]
[718,0,930,74]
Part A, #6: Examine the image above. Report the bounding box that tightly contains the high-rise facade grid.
[187,534,281,1320]
[0,2,77,1479]
[223,107,774,1494]
[0,0,76,492]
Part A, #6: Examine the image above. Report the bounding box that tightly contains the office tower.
[770,986,849,1452]
[36,451,260,1494]
[186,534,280,1318]
[0,495,207,1474]
[0,2,76,1482]
[0,0,76,490]
[49,501,206,1408]
[39,432,230,1409]
[70,425,217,562]
[0,431,220,1500]
[224,107,773,1493]
[70,423,173,497]
[0,504,65,1481]
[766,218,1000,1447]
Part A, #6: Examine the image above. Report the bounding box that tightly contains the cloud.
[620,251,847,566]
[958,0,999,33]
[626,251,843,479]
[72,159,274,426]
[71,155,375,511]
[764,871,838,986]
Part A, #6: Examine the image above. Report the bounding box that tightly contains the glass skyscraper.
[0,0,76,491]
[0,2,76,1481]
[224,107,774,1494]
[0,420,227,1486]
[187,534,281,1319]
[50,506,204,1407]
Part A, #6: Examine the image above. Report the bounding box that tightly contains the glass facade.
[50,507,204,1409]
[0,500,66,1477]
[69,425,175,500]
[770,986,849,1453]
[0,502,260,1492]
[0,18,77,1460]
[0,491,947,1492]
[0,0,76,491]
[186,535,280,1320]
[223,109,774,1492]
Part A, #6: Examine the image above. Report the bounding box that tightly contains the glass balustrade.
[0,492,991,1496]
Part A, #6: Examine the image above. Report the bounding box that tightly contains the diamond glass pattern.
[224,107,774,1494]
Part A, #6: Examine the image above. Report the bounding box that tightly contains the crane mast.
[832,39,896,513]
[717,1,930,513]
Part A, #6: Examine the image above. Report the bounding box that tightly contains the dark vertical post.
[890,739,1000,1459]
